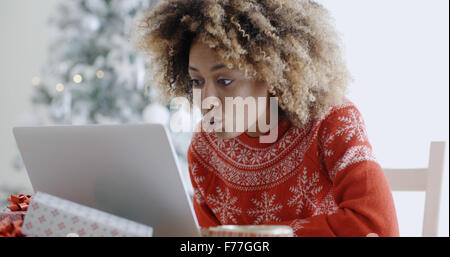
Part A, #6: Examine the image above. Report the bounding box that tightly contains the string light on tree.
[96,70,104,79]
[31,76,41,86]
[56,83,65,92]
[73,74,83,84]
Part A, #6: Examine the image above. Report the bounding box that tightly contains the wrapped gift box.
[0,211,26,222]
[22,192,153,237]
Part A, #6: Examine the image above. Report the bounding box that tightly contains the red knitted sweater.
[187,98,399,237]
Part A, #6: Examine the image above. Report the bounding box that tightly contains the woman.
[130,0,399,236]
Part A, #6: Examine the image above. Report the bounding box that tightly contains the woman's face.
[188,40,269,140]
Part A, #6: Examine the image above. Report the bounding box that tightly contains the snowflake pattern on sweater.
[247,192,283,225]
[187,98,399,237]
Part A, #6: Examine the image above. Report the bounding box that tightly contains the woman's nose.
[202,81,217,100]
[201,83,221,114]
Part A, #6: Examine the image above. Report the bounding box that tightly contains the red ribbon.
[7,193,33,212]
[0,217,24,237]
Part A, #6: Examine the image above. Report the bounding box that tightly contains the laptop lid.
[13,123,200,237]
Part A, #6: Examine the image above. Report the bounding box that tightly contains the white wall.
[0,0,448,236]
[319,0,449,236]
[0,0,60,195]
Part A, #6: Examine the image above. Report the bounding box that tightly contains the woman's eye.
[218,79,233,86]
[190,79,202,87]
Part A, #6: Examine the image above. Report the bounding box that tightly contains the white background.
[0,0,448,236]
[0,0,61,200]
[319,0,449,236]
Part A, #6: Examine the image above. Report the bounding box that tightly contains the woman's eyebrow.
[189,64,226,72]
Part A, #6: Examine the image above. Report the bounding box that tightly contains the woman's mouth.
[208,117,223,131]
[210,117,222,124]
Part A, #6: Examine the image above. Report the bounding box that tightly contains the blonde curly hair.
[129,0,353,127]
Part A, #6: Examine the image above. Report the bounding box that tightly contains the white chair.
[384,141,447,237]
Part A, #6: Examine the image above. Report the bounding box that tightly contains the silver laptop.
[13,123,200,237]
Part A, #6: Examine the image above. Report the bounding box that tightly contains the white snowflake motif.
[313,189,339,216]
[247,192,283,225]
[215,137,226,149]
[225,140,241,159]
[320,126,335,158]
[320,108,369,158]
[329,145,377,182]
[276,133,292,150]
[335,108,369,144]
[190,163,206,204]
[263,147,278,161]
[287,167,323,215]
[290,219,310,235]
[207,187,242,224]
[236,148,250,163]
[193,188,205,204]
[249,153,264,165]
[191,163,205,185]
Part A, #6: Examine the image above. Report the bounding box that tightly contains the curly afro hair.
[129,0,353,127]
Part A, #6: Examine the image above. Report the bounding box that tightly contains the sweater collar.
[236,116,292,148]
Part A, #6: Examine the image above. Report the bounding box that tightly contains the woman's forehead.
[189,41,222,65]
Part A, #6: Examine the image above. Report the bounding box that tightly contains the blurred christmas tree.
[31,0,161,125]
[4,0,195,208]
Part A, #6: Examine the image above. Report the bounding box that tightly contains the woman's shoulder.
[289,97,369,152]
[324,97,359,119]
[324,97,366,127]
[289,97,361,135]
[310,97,364,132]
[315,97,374,158]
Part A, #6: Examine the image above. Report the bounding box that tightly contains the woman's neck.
[245,113,284,138]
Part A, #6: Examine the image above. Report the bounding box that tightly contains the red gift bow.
[7,193,33,212]
[0,217,25,237]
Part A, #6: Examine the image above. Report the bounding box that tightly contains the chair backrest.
[384,141,447,237]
